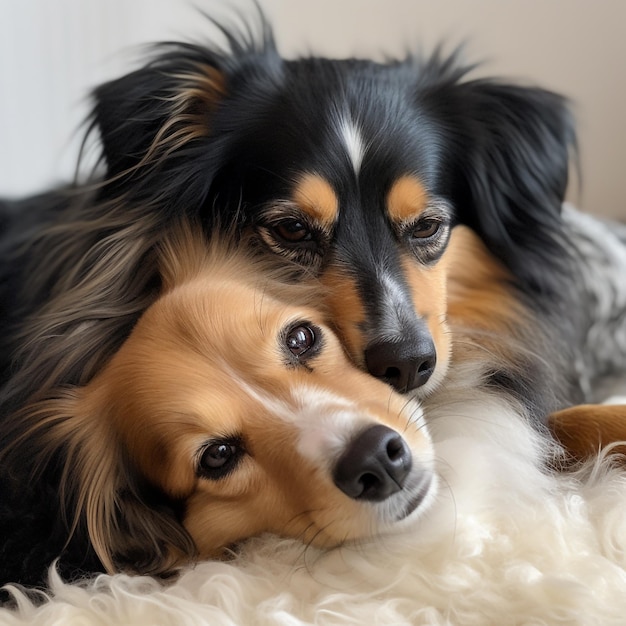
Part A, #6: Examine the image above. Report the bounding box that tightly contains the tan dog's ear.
[7,389,196,576]
[101,477,197,576]
[549,404,626,465]
[60,394,197,575]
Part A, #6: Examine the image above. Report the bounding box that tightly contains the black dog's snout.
[365,334,436,393]
[333,425,413,501]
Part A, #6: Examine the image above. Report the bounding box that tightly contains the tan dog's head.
[21,226,435,575]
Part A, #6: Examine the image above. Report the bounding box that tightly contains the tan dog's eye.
[198,440,243,480]
[273,219,313,243]
[286,324,317,358]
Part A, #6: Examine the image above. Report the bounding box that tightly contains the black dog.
[0,15,578,409]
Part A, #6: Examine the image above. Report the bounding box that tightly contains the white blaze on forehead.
[218,363,368,467]
[217,359,362,446]
[218,360,294,421]
[375,269,421,341]
[338,116,366,175]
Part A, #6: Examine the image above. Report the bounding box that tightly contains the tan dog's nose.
[333,425,413,501]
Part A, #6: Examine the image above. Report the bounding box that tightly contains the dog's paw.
[548,403,626,464]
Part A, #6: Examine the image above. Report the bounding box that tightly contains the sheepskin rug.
[3,393,626,626]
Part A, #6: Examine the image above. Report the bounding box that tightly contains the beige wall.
[1,0,624,218]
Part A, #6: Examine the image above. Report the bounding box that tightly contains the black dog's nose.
[364,335,436,393]
[333,425,413,501]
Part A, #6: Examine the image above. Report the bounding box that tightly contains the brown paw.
[549,403,626,465]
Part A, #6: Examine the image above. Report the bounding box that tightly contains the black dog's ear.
[429,78,576,295]
[91,48,227,178]
[90,6,278,178]
[88,30,281,216]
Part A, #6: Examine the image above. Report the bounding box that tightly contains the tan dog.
[7,225,435,577]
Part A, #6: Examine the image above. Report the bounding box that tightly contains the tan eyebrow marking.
[387,176,430,224]
[292,174,339,228]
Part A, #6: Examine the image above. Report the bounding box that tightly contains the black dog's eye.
[411,218,441,240]
[257,205,329,270]
[403,206,451,264]
[198,440,243,480]
[286,324,317,358]
[273,219,313,244]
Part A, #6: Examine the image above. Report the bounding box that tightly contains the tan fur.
[318,264,369,366]
[549,404,626,464]
[386,176,429,224]
[292,174,339,228]
[446,227,525,334]
[445,226,531,369]
[400,252,452,382]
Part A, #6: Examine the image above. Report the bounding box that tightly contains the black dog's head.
[91,13,575,396]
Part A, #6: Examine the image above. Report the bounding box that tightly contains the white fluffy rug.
[3,397,626,625]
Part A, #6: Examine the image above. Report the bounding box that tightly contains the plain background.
[1,0,624,218]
